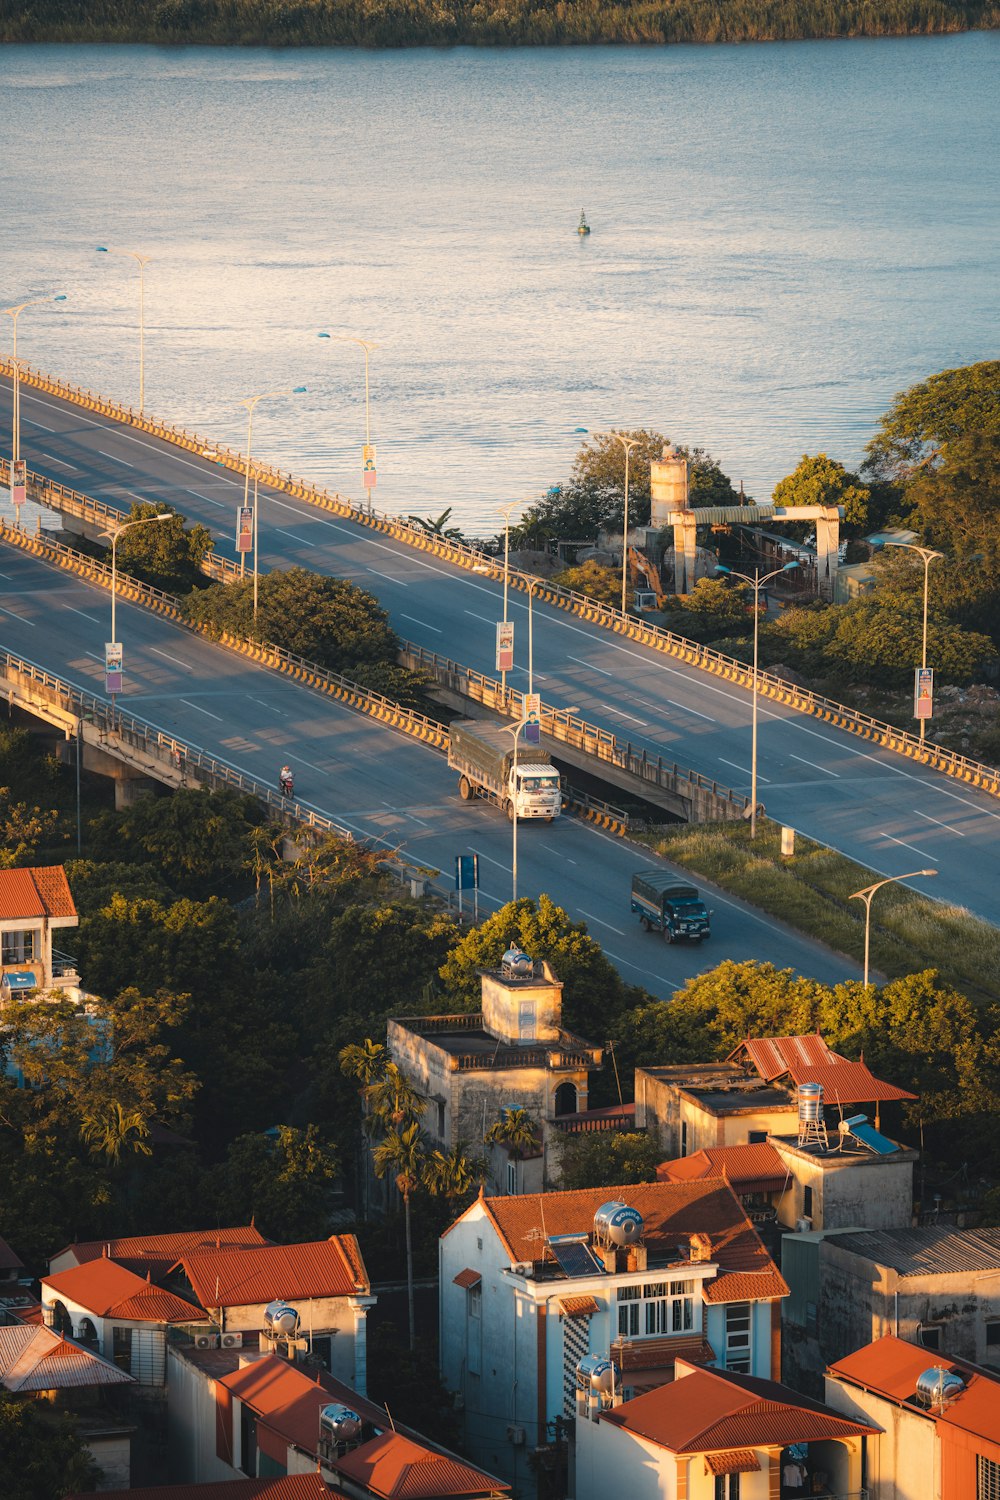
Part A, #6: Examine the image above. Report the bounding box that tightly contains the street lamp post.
[598,432,641,615]
[849,868,937,990]
[103,511,172,719]
[96,248,151,413]
[527,576,539,698]
[239,387,307,620]
[497,500,520,700]
[497,717,528,904]
[881,540,944,743]
[3,295,67,526]
[318,332,380,507]
[716,560,799,838]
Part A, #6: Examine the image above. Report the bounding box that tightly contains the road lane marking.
[881,832,936,861]
[150,648,192,670]
[580,911,625,935]
[401,614,442,633]
[60,604,100,624]
[24,418,54,431]
[922,785,1000,823]
[790,754,839,777]
[39,452,77,470]
[286,752,330,775]
[186,488,225,508]
[468,848,511,873]
[718,756,768,782]
[464,610,489,622]
[666,698,716,722]
[568,654,612,676]
[0,605,34,626]
[97,450,133,466]
[0,571,11,580]
[600,703,647,725]
[250,696,286,715]
[914,810,964,837]
[368,567,407,586]
[180,698,223,721]
[275,528,315,548]
[85,652,103,662]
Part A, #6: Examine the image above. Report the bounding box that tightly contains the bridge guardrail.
[5,358,999,799]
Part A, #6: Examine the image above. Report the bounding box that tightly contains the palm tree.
[372,1121,426,1351]
[365,1062,425,1133]
[338,1038,388,1091]
[422,1142,487,1210]
[80,1101,152,1166]
[484,1106,539,1194]
[407,507,465,542]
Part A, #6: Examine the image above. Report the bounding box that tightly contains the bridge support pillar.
[671,512,699,595]
[114,776,158,809]
[814,506,841,601]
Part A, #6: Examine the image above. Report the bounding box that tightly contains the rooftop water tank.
[319,1404,362,1442]
[263,1301,300,1338]
[501,947,534,978]
[594,1201,644,1247]
[798,1082,824,1123]
[916,1367,965,1410]
[576,1354,619,1395]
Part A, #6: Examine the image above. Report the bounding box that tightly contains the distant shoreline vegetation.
[1,0,996,47]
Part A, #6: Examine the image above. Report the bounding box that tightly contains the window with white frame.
[2,929,37,965]
[978,1455,1000,1500]
[617,1280,696,1339]
[724,1302,752,1372]
[466,1282,482,1376]
[506,1161,517,1195]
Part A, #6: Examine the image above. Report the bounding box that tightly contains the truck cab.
[514,764,562,821]
[630,870,711,943]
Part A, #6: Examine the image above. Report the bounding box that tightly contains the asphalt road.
[2,373,996,924]
[0,545,862,997]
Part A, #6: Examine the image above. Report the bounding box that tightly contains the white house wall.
[824,1376,938,1500]
[166,1347,240,1484]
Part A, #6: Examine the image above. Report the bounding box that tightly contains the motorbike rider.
[279,765,294,797]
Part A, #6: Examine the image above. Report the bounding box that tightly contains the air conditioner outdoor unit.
[796,1217,813,1233]
[194,1333,219,1350]
[506,1425,526,1446]
[220,1331,243,1349]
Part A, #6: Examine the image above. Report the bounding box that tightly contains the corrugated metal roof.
[706,1450,760,1475]
[602,1364,877,1453]
[824,1225,1000,1276]
[0,1324,134,1391]
[43,1259,204,1323]
[828,1335,1000,1448]
[731,1035,915,1103]
[333,1430,509,1498]
[613,1335,715,1372]
[68,1477,333,1500]
[177,1234,369,1308]
[480,1180,787,1302]
[558,1295,600,1317]
[0,865,76,920]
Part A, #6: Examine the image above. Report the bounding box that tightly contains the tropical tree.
[484,1106,539,1194]
[372,1121,426,1349]
[80,1100,152,1165]
[365,1062,425,1133]
[0,1391,101,1499]
[339,1038,388,1091]
[551,559,621,607]
[772,453,872,531]
[863,361,1000,481]
[407,507,465,541]
[422,1142,487,1209]
[111,499,214,595]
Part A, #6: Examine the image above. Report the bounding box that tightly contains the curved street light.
[849,869,937,990]
[597,431,642,616]
[239,387,307,619]
[97,248,152,413]
[318,333,380,506]
[715,560,799,837]
[3,294,67,525]
[878,539,944,743]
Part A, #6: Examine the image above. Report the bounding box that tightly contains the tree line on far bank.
[2,0,994,46]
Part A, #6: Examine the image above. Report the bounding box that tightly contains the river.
[0,36,996,534]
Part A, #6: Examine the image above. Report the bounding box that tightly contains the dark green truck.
[630,870,711,943]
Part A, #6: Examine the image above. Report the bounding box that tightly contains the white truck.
[448,719,562,823]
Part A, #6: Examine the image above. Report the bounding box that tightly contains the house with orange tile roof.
[574,1355,876,1500]
[41,1255,208,1386]
[48,1224,270,1280]
[166,1341,507,1496]
[0,864,80,996]
[438,1179,789,1499]
[825,1334,1000,1500]
[169,1236,375,1392]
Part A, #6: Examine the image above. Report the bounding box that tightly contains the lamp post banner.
[11,459,26,508]
[496,621,514,673]
[362,444,377,489]
[105,642,123,696]
[236,506,253,553]
[524,693,541,745]
[914,667,934,720]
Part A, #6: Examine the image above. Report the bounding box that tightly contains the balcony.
[52,948,79,981]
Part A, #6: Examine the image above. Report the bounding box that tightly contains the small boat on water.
[577,210,591,236]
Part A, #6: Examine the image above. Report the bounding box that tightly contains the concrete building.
[575,1355,875,1500]
[636,1032,915,1161]
[0,864,80,996]
[41,1257,208,1388]
[783,1226,1000,1397]
[170,1237,374,1391]
[387,954,602,1193]
[825,1334,1000,1500]
[438,1179,788,1498]
[167,1341,508,1495]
